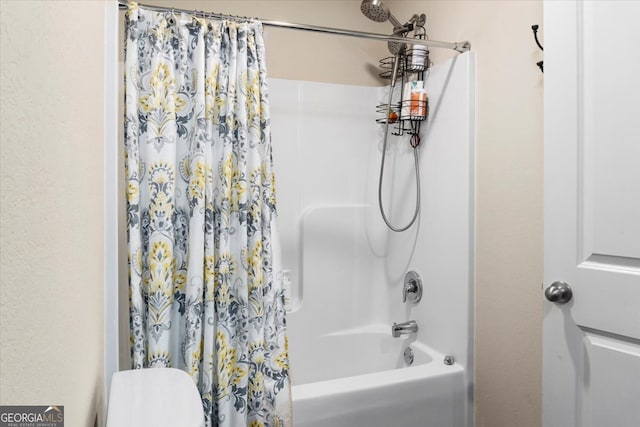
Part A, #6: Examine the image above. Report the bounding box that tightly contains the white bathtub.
[289,326,467,427]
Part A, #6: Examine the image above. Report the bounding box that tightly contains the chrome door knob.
[545,281,573,304]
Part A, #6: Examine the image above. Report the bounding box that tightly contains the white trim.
[104,0,120,408]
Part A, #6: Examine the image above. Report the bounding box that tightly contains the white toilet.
[106,368,205,427]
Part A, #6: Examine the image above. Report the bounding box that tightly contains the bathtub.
[289,325,467,427]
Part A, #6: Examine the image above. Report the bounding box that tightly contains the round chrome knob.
[545,281,573,304]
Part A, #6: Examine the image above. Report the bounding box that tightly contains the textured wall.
[388,1,544,426]
[0,1,105,425]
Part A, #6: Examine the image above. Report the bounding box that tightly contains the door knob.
[545,281,573,304]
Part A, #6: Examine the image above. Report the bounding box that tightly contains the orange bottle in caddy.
[409,80,427,119]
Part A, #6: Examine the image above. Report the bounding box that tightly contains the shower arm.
[390,13,425,35]
[388,13,409,33]
[116,0,471,53]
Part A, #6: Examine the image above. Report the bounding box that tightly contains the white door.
[543,1,640,427]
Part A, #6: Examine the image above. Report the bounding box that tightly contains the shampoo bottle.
[410,81,427,119]
[401,77,415,119]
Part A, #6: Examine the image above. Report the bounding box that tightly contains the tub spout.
[392,320,418,338]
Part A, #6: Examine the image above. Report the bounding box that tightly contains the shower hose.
[378,56,421,232]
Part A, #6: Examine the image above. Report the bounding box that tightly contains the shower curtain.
[124,4,291,426]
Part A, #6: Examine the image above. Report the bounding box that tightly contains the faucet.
[392,320,418,337]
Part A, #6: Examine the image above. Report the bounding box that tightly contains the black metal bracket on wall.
[532,24,543,73]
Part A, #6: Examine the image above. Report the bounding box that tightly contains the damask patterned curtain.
[124,3,291,426]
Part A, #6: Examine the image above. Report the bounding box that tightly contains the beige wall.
[388,1,543,426]
[0,1,106,425]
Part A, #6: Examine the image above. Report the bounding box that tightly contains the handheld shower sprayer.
[389,53,401,88]
[361,0,423,232]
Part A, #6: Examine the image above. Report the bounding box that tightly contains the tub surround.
[269,52,475,426]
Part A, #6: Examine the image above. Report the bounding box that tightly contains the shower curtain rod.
[117,0,471,53]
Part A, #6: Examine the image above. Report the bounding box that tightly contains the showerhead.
[360,0,403,28]
[360,0,390,23]
[360,0,407,55]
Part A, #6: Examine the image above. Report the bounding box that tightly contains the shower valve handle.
[403,281,417,303]
[403,271,423,303]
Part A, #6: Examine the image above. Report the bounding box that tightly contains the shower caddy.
[376,21,431,145]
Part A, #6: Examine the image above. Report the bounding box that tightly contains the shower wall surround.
[269,52,475,426]
[268,78,380,310]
